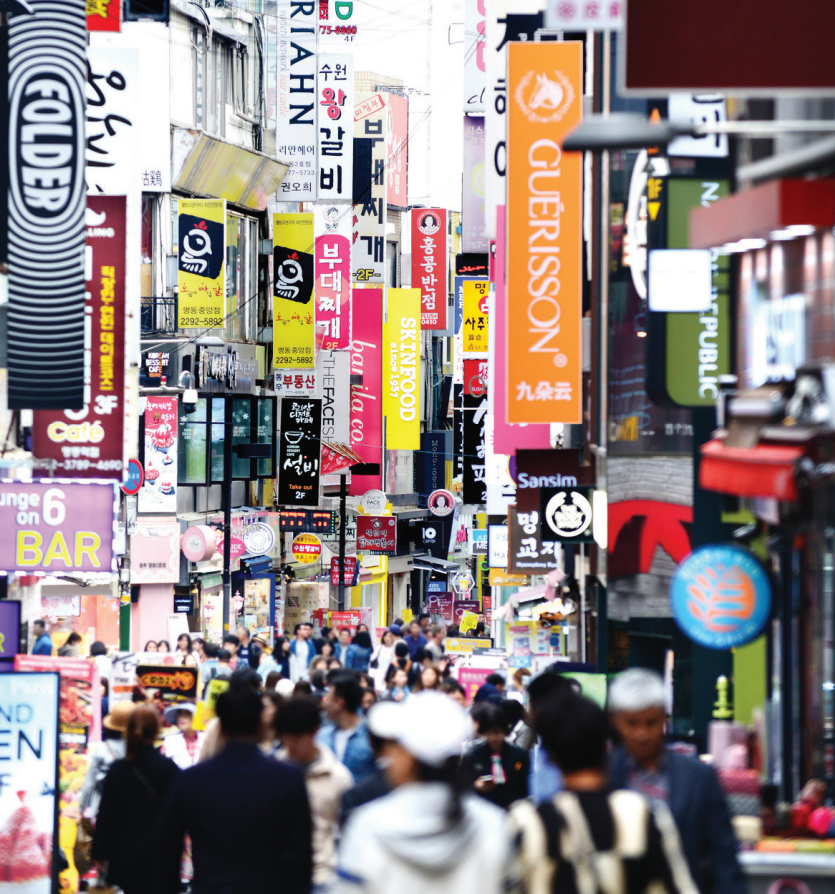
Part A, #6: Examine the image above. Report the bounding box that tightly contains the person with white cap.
[335,691,511,894]
[162,702,205,769]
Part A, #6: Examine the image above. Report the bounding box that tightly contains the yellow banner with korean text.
[384,288,421,449]
[462,279,489,356]
[273,214,315,369]
[177,198,226,329]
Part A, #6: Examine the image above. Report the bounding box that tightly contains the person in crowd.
[388,623,402,640]
[413,664,441,693]
[320,625,338,645]
[392,617,405,628]
[310,669,328,701]
[485,672,506,696]
[339,723,393,826]
[192,637,206,664]
[346,631,373,672]
[31,619,53,655]
[89,640,111,683]
[369,629,397,692]
[418,612,431,634]
[507,668,531,704]
[473,682,503,707]
[460,703,529,809]
[158,687,313,894]
[273,635,292,678]
[384,667,411,702]
[327,657,343,672]
[436,655,453,680]
[290,622,318,682]
[222,633,240,669]
[58,631,83,657]
[157,639,171,653]
[264,670,282,691]
[504,699,536,751]
[403,620,428,660]
[93,706,180,894]
[320,640,336,660]
[390,640,411,680]
[79,700,131,818]
[361,687,377,712]
[252,643,280,682]
[356,623,370,635]
[407,647,436,687]
[236,626,251,665]
[162,703,204,769]
[336,692,509,894]
[507,689,698,894]
[198,667,263,762]
[260,689,285,755]
[608,669,745,894]
[276,677,296,699]
[200,642,220,692]
[214,648,233,680]
[175,633,197,667]
[467,621,487,638]
[276,697,354,892]
[335,627,353,665]
[526,669,578,803]
[318,670,376,782]
[295,680,314,697]
[143,639,159,653]
[310,655,330,675]
[440,678,467,708]
[446,623,460,638]
[425,624,446,661]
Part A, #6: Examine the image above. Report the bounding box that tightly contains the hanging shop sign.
[88,0,120,30]
[177,199,226,329]
[216,537,247,561]
[243,523,276,557]
[545,0,623,29]
[488,523,509,568]
[507,505,560,576]
[453,595,479,616]
[292,533,322,565]
[330,556,359,586]
[428,489,456,517]
[130,521,180,584]
[352,93,388,284]
[462,280,489,356]
[463,116,488,252]
[181,525,219,563]
[135,664,198,708]
[316,56,353,202]
[319,350,352,446]
[274,214,316,370]
[463,394,488,506]
[471,528,488,554]
[349,286,384,496]
[139,396,178,513]
[540,486,595,543]
[455,254,489,277]
[385,94,409,209]
[275,370,317,397]
[489,569,529,587]
[670,545,772,650]
[32,196,127,480]
[514,448,595,511]
[464,360,488,399]
[122,459,144,495]
[360,490,387,514]
[411,210,448,331]
[174,591,194,614]
[314,205,352,350]
[385,289,422,450]
[506,41,583,425]
[446,637,493,655]
[278,397,322,507]
[356,516,397,554]
[426,592,454,623]
[7,0,87,410]
[277,0,317,199]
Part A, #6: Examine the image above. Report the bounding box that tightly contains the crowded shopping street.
[1,1,835,893]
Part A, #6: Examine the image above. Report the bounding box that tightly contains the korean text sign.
[317,55,353,201]
[349,286,383,495]
[32,196,127,480]
[274,214,316,369]
[411,209,448,330]
[314,204,352,349]
[178,199,226,329]
[384,289,422,450]
[139,397,178,513]
[506,42,583,424]
[462,280,489,356]
[0,482,116,573]
[352,94,388,284]
[278,398,322,507]
[356,516,397,554]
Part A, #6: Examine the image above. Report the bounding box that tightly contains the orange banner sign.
[506,42,583,424]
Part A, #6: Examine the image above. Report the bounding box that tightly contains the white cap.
[275,678,295,697]
[163,701,196,725]
[367,691,471,767]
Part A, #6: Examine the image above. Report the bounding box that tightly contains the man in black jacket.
[158,686,313,894]
[460,702,529,808]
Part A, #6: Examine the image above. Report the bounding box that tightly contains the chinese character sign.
[317,55,353,202]
[384,289,422,450]
[411,209,448,330]
[278,398,322,507]
[349,286,384,496]
[506,42,583,424]
[139,397,178,513]
[352,93,388,284]
[32,196,127,480]
[178,199,226,329]
[463,394,488,505]
[462,279,488,356]
[274,214,316,369]
[314,204,352,349]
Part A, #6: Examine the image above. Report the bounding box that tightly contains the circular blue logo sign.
[670,545,771,650]
[121,459,144,496]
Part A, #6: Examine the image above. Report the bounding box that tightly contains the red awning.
[699,439,804,502]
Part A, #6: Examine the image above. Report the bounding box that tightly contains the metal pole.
[222,398,232,635]
[337,473,347,612]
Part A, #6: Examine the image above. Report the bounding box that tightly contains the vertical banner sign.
[7,0,87,410]
[349,286,384,495]
[273,214,316,369]
[506,41,583,425]
[464,0,487,112]
[352,93,388,284]
[463,394,489,505]
[462,279,489,356]
[87,0,121,31]
[318,349,351,445]
[32,197,127,479]
[177,199,226,329]
[0,672,59,893]
[411,209,448,331]
[316,55,353,202]
[385,289,422,450]
[463,116,488,252]
[385,94,409,209]
[139,396,178,513]
[313,203,352,349]
[278,398,322,506]
[277,0,317,199]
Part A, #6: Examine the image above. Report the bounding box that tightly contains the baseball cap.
[367,691,471,767]
[163,701,197,725]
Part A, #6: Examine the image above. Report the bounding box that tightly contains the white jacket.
[369,644,395,692]
[336,782,510,894]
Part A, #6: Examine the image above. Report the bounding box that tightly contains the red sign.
[454,599,480,622]
[32,196,126,478]
[464,359,488,397]
[459,667,493,703]
[411,208,448,330]
[87,0,121,31]
[356,515,397,553]
[330,556,358,586]
[349,286,383,496]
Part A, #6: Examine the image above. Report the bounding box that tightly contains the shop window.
[179,398,208,485]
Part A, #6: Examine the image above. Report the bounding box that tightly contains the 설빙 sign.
[278,398,322,507]
[292,533,322,565]
[411,209,448,330]
[670,545,772,650]
[356,516,397,554]
[177,199,226,330]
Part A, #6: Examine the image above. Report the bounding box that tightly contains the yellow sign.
[384,288,422,449]
[462,280,488,356]
[273,214,315,369]
[489,569,530,587]
[292,532,322,565]
[445,637,492,653]
[177,198,226,329]
[459,610,479,633]
[401,608,413,624]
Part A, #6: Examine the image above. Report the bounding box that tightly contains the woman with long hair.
[346,631,373,672]
[369,629,397,693]
[92,706,179,894]
[157,639,171,653]
[142,640,158,653]
[273,635,291,678]
[176,633,197,667]
[413,664,441,693]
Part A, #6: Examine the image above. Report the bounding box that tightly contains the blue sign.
[670,545,771,650]
[121,458,144,495]
[454,277,478,335]
[472,529,488,554]
[427,581,447,594]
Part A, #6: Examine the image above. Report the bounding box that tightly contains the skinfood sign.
[506,42,583,425]
[385,288,422,450]
[0,481,117,573]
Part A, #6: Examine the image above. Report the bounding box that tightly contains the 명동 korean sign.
[274,214,316,369]
[177,199,226,329]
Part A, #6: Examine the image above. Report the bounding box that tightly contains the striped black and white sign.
[7,0,86,409]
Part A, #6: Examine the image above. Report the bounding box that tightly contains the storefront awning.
[411,554,459,573]
[699,439,804,501]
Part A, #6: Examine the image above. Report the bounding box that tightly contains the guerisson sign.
[7,0,87,409]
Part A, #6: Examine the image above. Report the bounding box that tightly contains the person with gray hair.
[608,669,746,894]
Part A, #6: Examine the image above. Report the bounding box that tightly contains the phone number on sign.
[319,25,356,34]
[179,317,225,328]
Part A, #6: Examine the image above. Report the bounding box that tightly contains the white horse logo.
[515,69,574,123]
[528,74,565,112]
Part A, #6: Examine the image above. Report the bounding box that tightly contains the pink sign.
[459,667,493,704]
[453,599,480,623]
[217,537,247,560]
[386,94,409,208]
[139,396,178,512]
[493,205,550,454]
[426,592,454,622]
[315,206,352,350]
[130,521,180,584]
[349,285,383,496]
